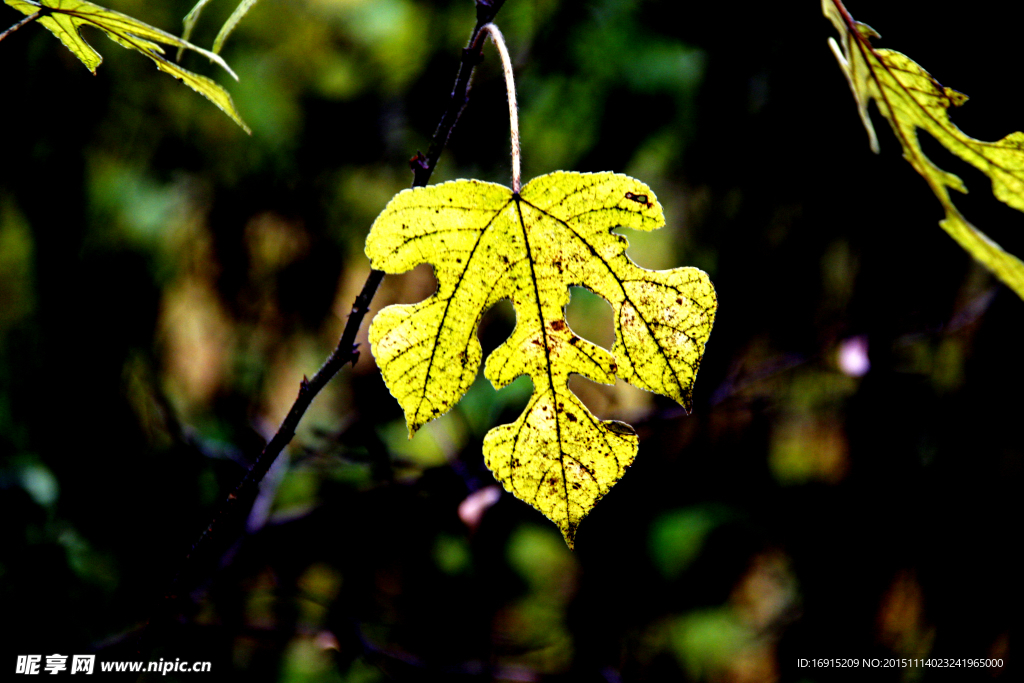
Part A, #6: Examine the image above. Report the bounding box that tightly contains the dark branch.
[140,0,509,656]
[414,1,506,187]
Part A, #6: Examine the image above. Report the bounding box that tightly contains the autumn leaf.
[823,0,1024,300]
[212,0,257,54]
[177,0,211,60]
[178,0,259,56]
[365,172,717,547]
[5,0,250,133]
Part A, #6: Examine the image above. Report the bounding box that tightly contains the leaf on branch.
[212,0,258,54]
[365,172,717,547]
[824,0,1024,300]
[177,0,212,60]
[177,0,257,59]
[5,0,250,133]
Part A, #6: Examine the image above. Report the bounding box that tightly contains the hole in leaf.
[564,286,614,350]
[478,298,516,357]
[568,375,654,422]
[568,373,616,418]
[386,263,439,304]
[460,374,534,438]
[613,226,679,271]
[493,375,534,428]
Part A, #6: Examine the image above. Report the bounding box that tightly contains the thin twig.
[410,0,508,187]
[141,0,509,655]
[0,11,41,43]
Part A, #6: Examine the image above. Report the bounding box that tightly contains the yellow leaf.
[823,0,1024,299]
[5,0,250,133]
[365,172,717,547]
[212,0,259,55]
[177,0,212,60]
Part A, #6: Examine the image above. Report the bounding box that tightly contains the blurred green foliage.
[1,0,1022,680]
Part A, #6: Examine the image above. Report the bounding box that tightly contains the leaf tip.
[406,413,426,439]
[855,22,880,40]
[561,526,576,550]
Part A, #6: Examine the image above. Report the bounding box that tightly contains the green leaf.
[365,172,717,547]
[5,0,250,133]
[177,0,212,60]
[824,0,1024,300]
[212,0,258,54]
[176,0,257,59]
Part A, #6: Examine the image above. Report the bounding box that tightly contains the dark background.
[0,0,1020,680]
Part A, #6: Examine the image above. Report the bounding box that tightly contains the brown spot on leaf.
[565,412,577,422]
[551,320,566,331]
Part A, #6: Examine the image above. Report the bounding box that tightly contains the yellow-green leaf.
[177,0,212,60]
[5,0,250,133]
[824,0,1024,299]
[212,0,258,54]
[365,172,717,547]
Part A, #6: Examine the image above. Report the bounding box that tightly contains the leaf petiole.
[479,23,521,193]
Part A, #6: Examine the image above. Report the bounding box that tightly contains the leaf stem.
[411,0,509,188]
[480,23,521,193]
[0,11,41,43]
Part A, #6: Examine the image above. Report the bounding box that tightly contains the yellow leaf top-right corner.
[365,171,717,547]
[823,0,1024,300]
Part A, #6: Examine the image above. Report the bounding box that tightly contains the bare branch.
[140,0,510,657]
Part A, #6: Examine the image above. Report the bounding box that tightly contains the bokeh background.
[1,0,1021,680]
